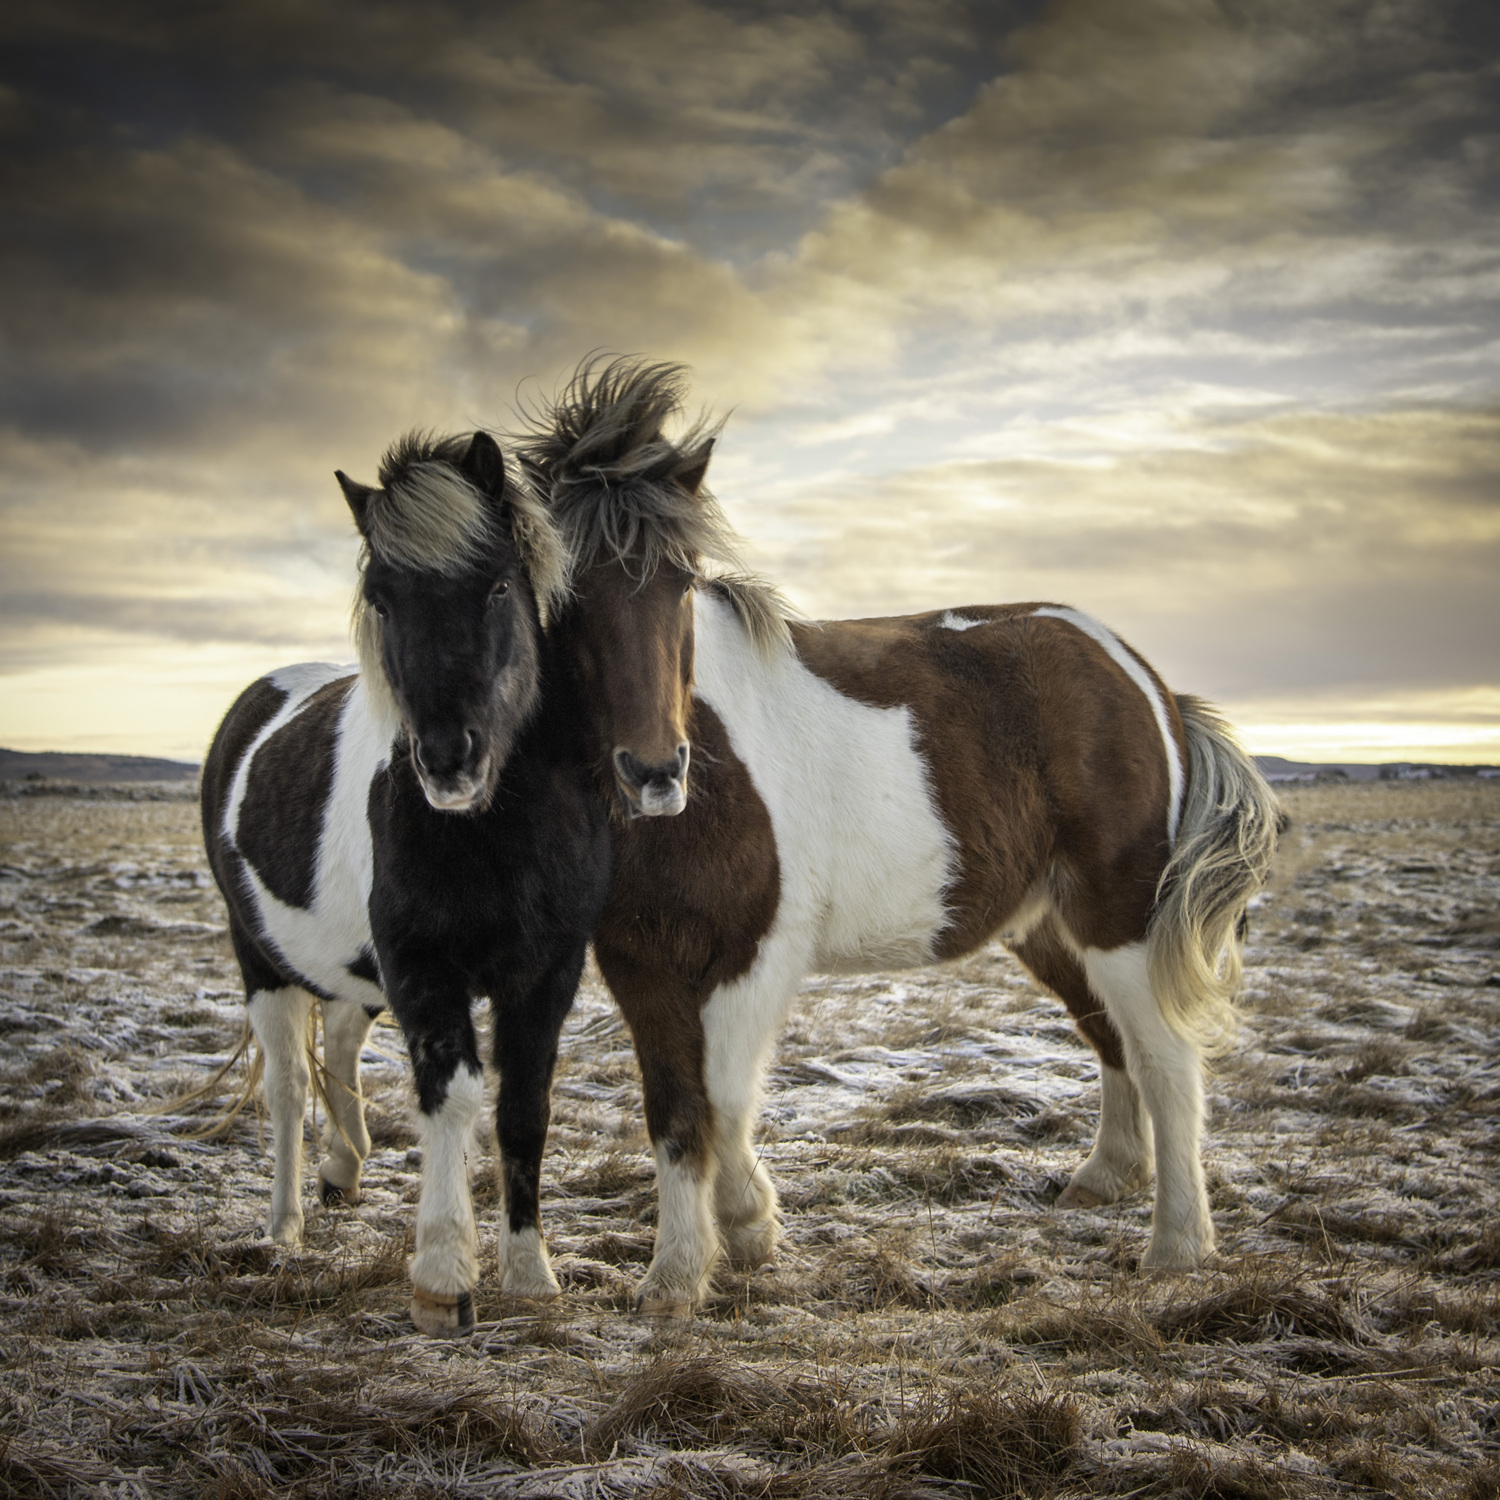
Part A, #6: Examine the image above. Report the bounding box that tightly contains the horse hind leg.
[1082,941,1213,1269]
[248,986,316,1245]
[1013,923,1153,1209]
[316,999,377,1208]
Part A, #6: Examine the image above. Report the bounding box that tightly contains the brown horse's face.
[565,555,695,819]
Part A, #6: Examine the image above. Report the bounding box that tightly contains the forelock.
[517,356,741,579]
[356,430,571,619]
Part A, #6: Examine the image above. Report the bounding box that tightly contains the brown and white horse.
[525,359,1283,1315]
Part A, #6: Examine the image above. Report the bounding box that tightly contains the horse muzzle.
[613,743,690,820]
[412,732,492,813]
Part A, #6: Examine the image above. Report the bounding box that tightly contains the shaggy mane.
[517,356,792,654]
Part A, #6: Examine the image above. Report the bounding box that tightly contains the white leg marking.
[1034,607,1185,843]
[637,1147,720,1316]
[1058,1063,1154,1208]
[701,951,802,1271]
[497,1224,560,1298]
[317,1000,376,1205]
[713,1119,779,1269]
[1083,943,1213,1268]
[410,1065,485,1301]
[248,986,315,1245]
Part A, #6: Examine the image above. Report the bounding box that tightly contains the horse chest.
[368,754,608,972]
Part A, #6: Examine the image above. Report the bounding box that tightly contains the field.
[1,780,1497,1498]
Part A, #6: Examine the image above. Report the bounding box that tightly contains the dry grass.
[1,781,1497,1496]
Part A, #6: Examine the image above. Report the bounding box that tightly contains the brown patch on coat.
[592,697,780,1161]
[237,677,355,910]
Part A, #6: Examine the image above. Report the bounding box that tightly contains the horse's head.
[521,357,735,821]
[563,466,707,820]
[339,431,569,814]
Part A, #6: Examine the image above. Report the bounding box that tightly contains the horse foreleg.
[317,999,378,1208]
[703,962,796,1270]
[248,986,315,1245]
[601,955,718,1317]
[391,978,485,1335]
[1084,942,1212,1268]
[491,947,586,1298]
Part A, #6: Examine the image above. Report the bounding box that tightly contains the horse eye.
[370,599,388,619]
[489,579,510,606]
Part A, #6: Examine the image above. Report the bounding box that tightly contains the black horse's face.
[340,432,541,815]
[362,545,538,813]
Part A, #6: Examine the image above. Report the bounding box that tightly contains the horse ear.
[675,438,714,498]
[460,431,506,501]
[336,471,376,535]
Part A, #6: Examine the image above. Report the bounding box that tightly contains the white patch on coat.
[497,1224,560,1297]
[1032,607,1185,844]
[939,611,984,631]
[228,671,393,1008]
[409,1065,485,1296]
[692,590,957,977]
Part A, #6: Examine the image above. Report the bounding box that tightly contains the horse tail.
[1147,694,1284,1057]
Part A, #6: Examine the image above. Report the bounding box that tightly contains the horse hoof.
[724,1221,778,1269]
[411,1286,475,1336]
[635,1293,693,1321]
[1057,1183,1106,1209]
[318,1173,359,1208]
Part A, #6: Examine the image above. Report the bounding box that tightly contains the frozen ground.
[1,780,1497,1498]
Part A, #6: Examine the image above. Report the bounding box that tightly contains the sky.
[2,0,1497,764]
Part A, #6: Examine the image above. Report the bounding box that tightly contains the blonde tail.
[1148,695,1284,1057]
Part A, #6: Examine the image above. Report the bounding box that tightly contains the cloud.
[730,403,1500,707]
[0,0,1496,758]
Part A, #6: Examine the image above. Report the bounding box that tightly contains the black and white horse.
[202,432,620,1334]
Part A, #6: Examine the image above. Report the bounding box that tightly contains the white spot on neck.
[939,611,984,632]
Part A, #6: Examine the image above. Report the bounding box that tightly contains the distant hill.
[1254,755,1499,783]
[0,747,199,784]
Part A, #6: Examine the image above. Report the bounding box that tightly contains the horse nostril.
[674,742,690,779]
[463,728,478,765]
[613,747,645,789]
